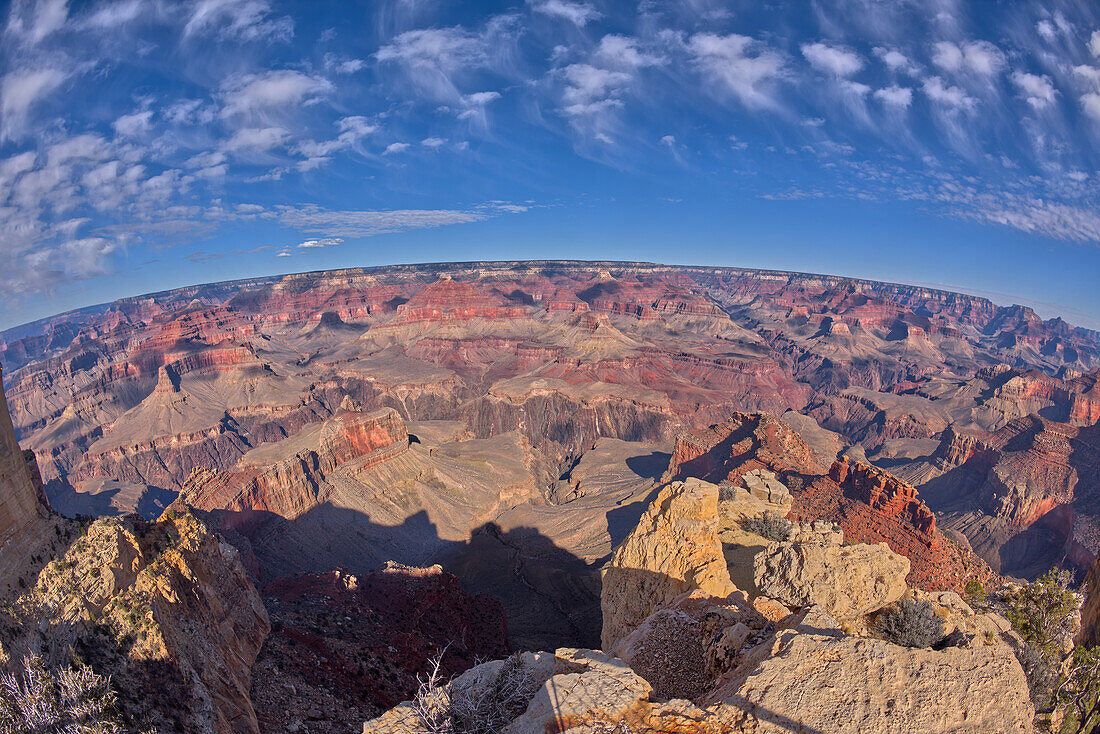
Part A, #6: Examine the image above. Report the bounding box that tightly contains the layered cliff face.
[666,414,995,593]
[900,415,1100,577]
[0,364,51,580]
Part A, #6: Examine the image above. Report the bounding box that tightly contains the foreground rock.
[715,608,1033,733]
[600,478,735,650]
[366,476,1034,733]
[753,540,910,620]
[0,510,269,733]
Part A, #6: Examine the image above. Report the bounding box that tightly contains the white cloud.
[184,0,293,42]
[220,70,333,117]
[931,40,1005,76]
[223,126,290,152]
[873,47,916,74]
[1083,92,1100,121]
[79,0,144,29]
[595,35,664,70]
[688,33,786,110]
[874,85,912,108]
[1036,20,1056,43]
[295,116,376,161]
[374,20,514,103]
[272,202,524,238]
[1091,30,1100,57]
[801,42,863,77]
[5,0,68,44]
[383,142,410,155]
[1074,65,1100,89]
[297,237,343,248]
[922,76,976,111]
[529,0,599,26]
[560,64,631,117]
[422,137,446,148]
[276,249,292,257]
[113,110,153,137]
[0,68,66,139]
[1010,72,1056,109]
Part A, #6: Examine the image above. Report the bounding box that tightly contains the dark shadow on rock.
[197,504,606,652]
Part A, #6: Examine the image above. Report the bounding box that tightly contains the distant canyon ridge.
[2,260,1098,650]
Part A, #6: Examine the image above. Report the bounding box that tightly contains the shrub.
[1005,569,1076,656]
[964,579,986,603]
[875,598,945,648]
[414,651,538,734]
[741,513,793,542]
[0,654,123,733]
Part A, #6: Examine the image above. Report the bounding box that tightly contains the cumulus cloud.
[220,70,333,117]
[874,84,913,108]
[802,42,863,77]
[931,40,1005,76]
[688,33,786,110]
[529,0,600,27]
[222,126,290,152]
[873,47,917,75]
[1091,30,1100,57]
[1011,72,1056,109]
[383,142,410,154]
[0,68,66,139]
[922,76,977,111]
[595,35,664,70]
[113,110,153,137]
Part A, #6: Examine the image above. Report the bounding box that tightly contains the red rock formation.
[829,456,937,534]
[182,408,409,519]
[667,413,994,592]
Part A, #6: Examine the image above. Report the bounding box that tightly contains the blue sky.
[1,0,1100,330]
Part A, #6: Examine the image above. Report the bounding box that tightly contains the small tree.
[1055,646,1100,734]
[1004,569,1079,717]
[875,598,945,648]
[0,654,123,733]
[964,579,986,604]
[1006,570,1077,657]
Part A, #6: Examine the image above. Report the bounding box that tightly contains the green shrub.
[875,598,945,648]
[964,579,986,603]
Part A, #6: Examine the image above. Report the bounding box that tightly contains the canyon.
[0,260,1098,730]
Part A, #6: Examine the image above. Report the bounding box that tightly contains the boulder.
[710,620,1035,733]
[601,478,736,651]
[754,541,909,620]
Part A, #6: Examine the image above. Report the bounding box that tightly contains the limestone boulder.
[601,478,736,651]
[753,541,909,620]
[710,621,1034,733]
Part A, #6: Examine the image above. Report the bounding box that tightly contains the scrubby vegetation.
[998,568,1100,732]
[740,513,793,542]
[964,579,986,604]
[0,654,123,733]
[413,651,538,734]
[875,598,945,648]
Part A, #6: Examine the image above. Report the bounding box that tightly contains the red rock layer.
[667,413,993,592]
[829,456,937,535]
[182,408,409,519]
